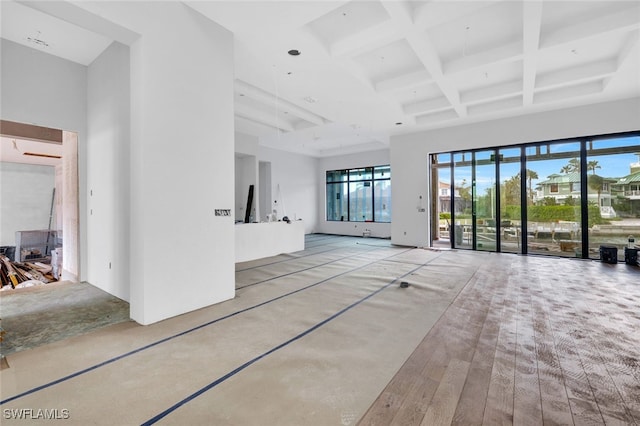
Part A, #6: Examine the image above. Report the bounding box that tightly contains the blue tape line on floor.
[0,247,413,406]
[141,255,440,425]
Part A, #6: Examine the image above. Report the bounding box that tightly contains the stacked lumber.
[0,255,54,289]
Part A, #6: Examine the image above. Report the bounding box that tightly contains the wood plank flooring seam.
[359,254,497,426]
[482,261,518,426]
[538,276,606,425]
[528,267,575,426]
[551,278,640,425]
[452,267,510,426]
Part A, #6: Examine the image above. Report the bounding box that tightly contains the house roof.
[539,172,581,185]
[616,171,640,184]
[539,172,620,186]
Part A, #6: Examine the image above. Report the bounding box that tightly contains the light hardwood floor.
[359,253,640,426]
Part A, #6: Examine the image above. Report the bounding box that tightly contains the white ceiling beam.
[234,115,281,137]
[18,0,139,45]
[536,59,617,90]
[461,80,523,105]
[402,96,450,115]
[541,7,640,49]
[235,104,294,133]
[380,0,467,119]
[375,70,432,93]
[235,80,326,127]
[443,41,522,75]
[407,34,466,117]
[534,80,604,105]
[605,30,640,91]
[522,1,543,106]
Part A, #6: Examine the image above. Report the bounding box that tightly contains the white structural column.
[127,3,235,324]
[62,130,80,282]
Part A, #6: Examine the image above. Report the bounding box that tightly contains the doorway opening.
[1,120,79,284]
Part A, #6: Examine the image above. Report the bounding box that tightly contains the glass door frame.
[429,130,640,259]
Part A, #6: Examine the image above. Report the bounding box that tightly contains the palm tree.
[588,174,604,208]
[587,160,601,175]
[525,169,538,205]
[561,158,580,174]
[560,165,573,174]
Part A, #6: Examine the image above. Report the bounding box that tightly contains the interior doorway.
[0,119,79,285]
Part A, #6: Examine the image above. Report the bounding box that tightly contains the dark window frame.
[326,165,391,223]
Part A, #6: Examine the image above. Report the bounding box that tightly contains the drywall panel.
[235,221,305,262]
[258,146,318,234]
[0,39,88,280]
[87,42,130,301]
[317,149,391,238]
[61,131,79,281]
[259,161,272,223]
[127,3,235,324]
[0,163,56,246]
[390,98,640,247]
[235,131,259,157]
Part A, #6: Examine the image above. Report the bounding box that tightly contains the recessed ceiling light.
[288,49,301,56]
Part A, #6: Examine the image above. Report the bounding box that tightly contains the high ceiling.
[2,1,639,158]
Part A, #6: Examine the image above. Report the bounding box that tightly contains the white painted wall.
[0,39,88,280]
[87,42,130,301]
[390,98,640,247]
[235,132,259,157]
[317,149,391,238]
[259,161,272,222]
[0,163,56,246]
[258,145,318,234]
[126,3,235,324]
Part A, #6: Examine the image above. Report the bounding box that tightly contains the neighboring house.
[438,181,468,214]
[534,172,617,218]
[438,181,451,213]
[612,161,640,216]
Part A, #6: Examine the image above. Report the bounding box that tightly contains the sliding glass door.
[586,135,640,260]
[499,148,522,253]
[474,151,497,251]
[452,153,472,249]
[430,132,640,260]
[525,142,582,257]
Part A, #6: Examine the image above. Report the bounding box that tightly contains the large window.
[326,165,391,222]
[431,132,640,260]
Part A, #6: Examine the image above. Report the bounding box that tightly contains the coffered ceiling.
[2,1,639,157]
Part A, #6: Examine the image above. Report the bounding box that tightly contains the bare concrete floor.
[2,235,636,425]
[0,281,131,357]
